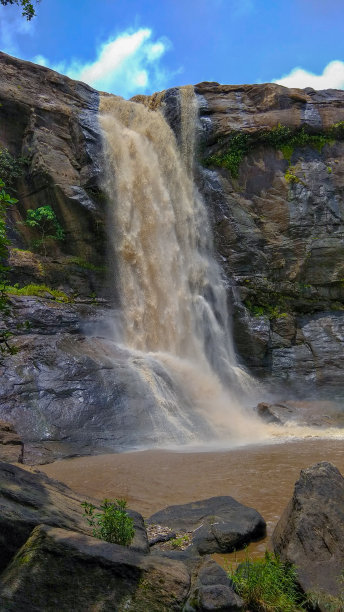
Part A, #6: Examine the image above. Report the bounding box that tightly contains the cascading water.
[99,87,266,447]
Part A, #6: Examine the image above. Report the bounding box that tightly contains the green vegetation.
[82,498,135,546]
[284,166,303,185]
[4,283,70,302]
[204,121,344,178]
[69,257,106,272]
[244,299,288,320]
[24,205,64,257]
[170,534,191,549]
[0,148,28,188]
[0,179,18,359]
[228,551,305,612]
[306,578,344,611]
[0,179,17,260]
[0,0,39,20]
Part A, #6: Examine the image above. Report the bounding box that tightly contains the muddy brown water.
[42,439,344,565]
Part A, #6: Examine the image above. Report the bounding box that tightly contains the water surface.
[42,438,344,564]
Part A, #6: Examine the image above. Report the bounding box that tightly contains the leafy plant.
[170,534,191,549]
[0,0,39,20]
[0,179,18,259]
[0,148,28,188]
[228,550,305,612]
[24,205,64,257]
[204,121,344,178]
[81,498,135,546]
[0,179,18,359]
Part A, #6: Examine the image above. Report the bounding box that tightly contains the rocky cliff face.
[0,52,343,458]
[194,83,344,386]
[0,51,106,298]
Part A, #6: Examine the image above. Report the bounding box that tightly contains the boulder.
[148,496,266,555]
[0,524,190,611]
[184,558,244,611]
[0,421,23,463]
[257,399,344,428]
[272,462,344,605]
[0,461,148,571]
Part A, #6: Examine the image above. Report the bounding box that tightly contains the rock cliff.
[0,52,343,457]
[194,83,344,385]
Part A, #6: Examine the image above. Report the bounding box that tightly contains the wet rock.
[272,462,344,606]
[148,497,266,555]
[0,461,148,571]
[0,296,212,461]
[0,524,190,612]
[257,399,344,427]
[0,421,23,463]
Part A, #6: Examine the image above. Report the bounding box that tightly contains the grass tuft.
[228,551,305,612]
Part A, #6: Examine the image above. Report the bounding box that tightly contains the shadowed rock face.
[0,461,148,572]
[272,462,344,607]
[0,51,108,298]
[0,524,191,612]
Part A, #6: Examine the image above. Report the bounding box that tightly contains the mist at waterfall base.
[93,88,344,452]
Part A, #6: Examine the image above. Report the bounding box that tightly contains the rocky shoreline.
[0,453,342,611]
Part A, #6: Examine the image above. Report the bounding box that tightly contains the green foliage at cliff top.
[204,121,344,178]
[0,0,39,20]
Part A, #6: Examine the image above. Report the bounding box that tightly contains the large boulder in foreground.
[272,462,344,604]
[0,461,148,571]
[0,525,190,612]
[148,496,266,555]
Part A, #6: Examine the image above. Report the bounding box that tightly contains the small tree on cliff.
[24,205,64,257]
[0,0,39,20]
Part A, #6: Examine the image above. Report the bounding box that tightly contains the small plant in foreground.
[227,550,305,612]
[170,534,191,549]
[81,498,135,546]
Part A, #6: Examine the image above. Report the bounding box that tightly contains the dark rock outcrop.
[148,496,266,555]
[184,558,244,611]
[0,51,107,298]
[0,524,190,612]
[272,462,344,605]
[0,421,23,463]
[0,461,148,571]
[257,399,344,427]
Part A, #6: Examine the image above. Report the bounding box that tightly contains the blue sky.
[1,0,344,98]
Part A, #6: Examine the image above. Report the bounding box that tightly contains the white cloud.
[273,60,344,90]
[34,28,174,98]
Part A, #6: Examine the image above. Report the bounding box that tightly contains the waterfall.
[99,87,266,447]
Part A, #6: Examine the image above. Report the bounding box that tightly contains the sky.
[0,0,344,98]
